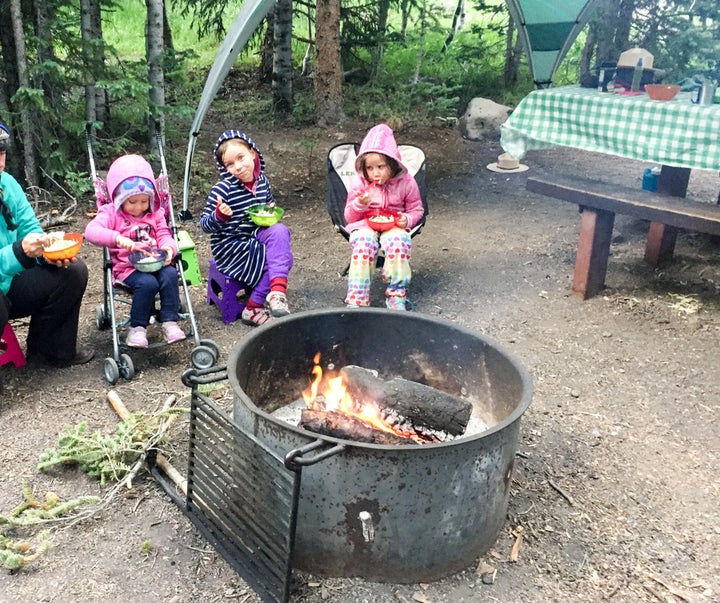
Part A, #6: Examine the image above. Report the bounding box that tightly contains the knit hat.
[106,154,158,212]
[113,176,155,211]
[0,123,9,152]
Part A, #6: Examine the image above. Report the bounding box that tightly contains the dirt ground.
[1,115,719,603]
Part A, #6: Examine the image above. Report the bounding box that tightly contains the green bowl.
[248,204,284,226]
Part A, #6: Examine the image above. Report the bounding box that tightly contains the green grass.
[104,0,250,67]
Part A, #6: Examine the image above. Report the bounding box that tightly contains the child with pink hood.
[344,124,425,310]
[85,154,184,348]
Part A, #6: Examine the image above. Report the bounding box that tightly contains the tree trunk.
[314,0,343,125]
[272,0,294,114]
[162,0,176,70]
[260,11,274,83]
[370,0,389,81]
[503,14,517,87]
[9,0,38,194]
[442,0,465,53]
[412,0,427,84]
[81,0,97,125]
[146,0,165,146]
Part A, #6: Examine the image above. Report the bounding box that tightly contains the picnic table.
[500,85,720,299]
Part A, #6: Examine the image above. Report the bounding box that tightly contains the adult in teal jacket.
[0,122,93,370]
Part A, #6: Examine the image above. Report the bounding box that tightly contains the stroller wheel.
[191,344,217,370]
[104,357,120,385]
[96,305,111,330]
[199,339,220,360]
[119,353,135,381]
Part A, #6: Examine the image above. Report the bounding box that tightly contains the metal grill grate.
[185,391,300,603]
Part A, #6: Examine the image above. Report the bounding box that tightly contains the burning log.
[340,366,472,437]
[300,409,416,445]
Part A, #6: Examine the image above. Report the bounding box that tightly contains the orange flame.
[302,353,399,435]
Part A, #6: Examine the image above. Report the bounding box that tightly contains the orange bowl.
[644,84,681,101]
[43,232,83,261]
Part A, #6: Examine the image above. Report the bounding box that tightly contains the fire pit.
[228,308,532,583]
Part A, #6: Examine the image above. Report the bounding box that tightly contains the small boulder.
[459,97,512,140]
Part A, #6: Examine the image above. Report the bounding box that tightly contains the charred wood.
[340,366,472,436]
[300,409,416,445]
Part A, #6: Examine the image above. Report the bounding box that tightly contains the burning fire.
[302,353,400,436]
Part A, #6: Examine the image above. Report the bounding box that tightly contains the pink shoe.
[162,321,186,344]
[126,326,148,348]
[265,291,290,317]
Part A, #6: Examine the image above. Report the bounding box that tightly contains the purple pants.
[249,223,293,305]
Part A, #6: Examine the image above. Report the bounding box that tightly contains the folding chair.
[326,142,428,276]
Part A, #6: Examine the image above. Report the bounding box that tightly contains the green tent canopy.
[505,0,603,88]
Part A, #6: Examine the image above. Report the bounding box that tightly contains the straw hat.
[487,153,529,173]
[617,48,655,70]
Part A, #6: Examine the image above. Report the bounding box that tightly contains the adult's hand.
[21,232,50,258]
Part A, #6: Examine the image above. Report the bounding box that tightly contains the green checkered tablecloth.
[501,85,720,171]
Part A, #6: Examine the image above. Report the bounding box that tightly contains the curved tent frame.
[180,0,602,216]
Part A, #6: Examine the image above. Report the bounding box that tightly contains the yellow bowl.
[43,232,83,261]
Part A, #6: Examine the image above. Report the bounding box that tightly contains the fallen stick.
[107,390,187,495]
[548,478,574,506]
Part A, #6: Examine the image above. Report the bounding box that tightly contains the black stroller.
[326,141,429,276]
[86,123,219,384]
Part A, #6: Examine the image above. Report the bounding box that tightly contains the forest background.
[0,0,719,209]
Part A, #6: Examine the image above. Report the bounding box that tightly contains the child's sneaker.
[126,326,148,348]
[385,295,406,311]
[241,306,273,326]
[162,321,186,344]
[265,291,290,317]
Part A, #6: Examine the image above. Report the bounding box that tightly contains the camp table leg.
[643,166,691,266]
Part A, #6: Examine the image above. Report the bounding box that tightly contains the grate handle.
[182,365,227,387]
[284,438,346,470]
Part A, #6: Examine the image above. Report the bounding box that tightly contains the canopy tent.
[180,0,601,216]
[505,0,603,88]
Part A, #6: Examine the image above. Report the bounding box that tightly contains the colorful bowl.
[644,84,681,101]
[365,210,398,232]
[43,232,83,261]
[129,248,167,273]
[248,204,284,227]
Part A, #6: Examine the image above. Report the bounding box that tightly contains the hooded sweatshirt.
[84,155,177,283]
[199,130,275,287]
[344,124,424,233]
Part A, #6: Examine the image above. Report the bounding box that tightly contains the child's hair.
[216,138,252,165]
[358,152,401,180]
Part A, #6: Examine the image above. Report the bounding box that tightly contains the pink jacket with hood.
[344,124,424,233]
[85,154,178,283]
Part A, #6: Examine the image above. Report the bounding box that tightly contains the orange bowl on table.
[365,209,398,232]
[43,232,83,261]
[644,84,681,101]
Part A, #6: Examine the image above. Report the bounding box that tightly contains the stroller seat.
[326,142,429,275]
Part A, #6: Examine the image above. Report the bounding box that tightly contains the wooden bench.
[526,173,720,299]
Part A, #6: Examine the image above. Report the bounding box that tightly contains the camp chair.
[326,142,429,276]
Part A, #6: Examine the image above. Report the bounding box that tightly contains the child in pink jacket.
[85,154,184,348]
[344,124,425,310]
